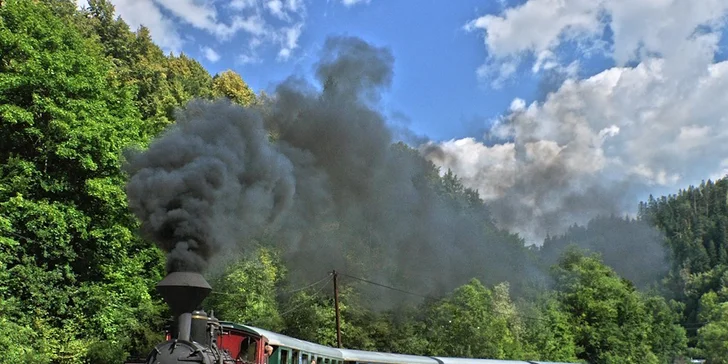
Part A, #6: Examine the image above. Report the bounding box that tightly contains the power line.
[337,272,716,327]
[338,272,434,300]
[339,273,594,324]
[281,274,333,295]
[208,274,332,299]
[210,275,334,317]
[279,275,334,317]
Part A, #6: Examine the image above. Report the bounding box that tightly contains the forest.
[1,1,727,363]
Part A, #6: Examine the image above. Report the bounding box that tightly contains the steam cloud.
[125,37,527,299]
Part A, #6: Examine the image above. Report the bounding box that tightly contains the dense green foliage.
[0,0,163,362]
[638,180,728,360]
[205,248,286,332]
[550,250,684,363]
[0,0,232,362]
[0,1,726,363]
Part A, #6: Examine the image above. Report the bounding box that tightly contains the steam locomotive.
[140,272,578,364]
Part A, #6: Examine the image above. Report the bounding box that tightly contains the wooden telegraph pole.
[332,270,342,348]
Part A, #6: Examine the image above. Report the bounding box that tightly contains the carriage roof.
[222,322,344,359]
[338,348,438,364]
[224,322,579,364]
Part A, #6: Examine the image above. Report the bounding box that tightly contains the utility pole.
[332,270,342,348]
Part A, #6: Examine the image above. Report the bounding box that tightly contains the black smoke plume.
[124,100,296,273]
[125,36,530,301]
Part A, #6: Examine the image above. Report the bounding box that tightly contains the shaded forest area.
[0,1,726,363]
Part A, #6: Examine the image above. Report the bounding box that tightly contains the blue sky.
[97,0,728,143]
[200,0,526,142]
[96,0,570,142]
[96,0,728,241]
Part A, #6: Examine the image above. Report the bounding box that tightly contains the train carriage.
[222,322,345,364]
[217,322,580,364]
[338,348,437,364]
[140,272,580,364]
[433,359,578,364]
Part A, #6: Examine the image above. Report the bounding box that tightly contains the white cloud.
[466,0,728,82]
[509,98,525,112]
[277,23,303,60]
[202,46,221,62]
[238,53,261,64]
[465,0,602,60]
[426,0,728,243]
[153,0,218,32]
[101,0,184,53]
[231,1,308,62]
[230,0,258,10]
[285,0,304,13]
[229,14,268,37]
[78,0,308,61]
[341,0,371,7]
[153,0,278,41]
[423,138,519,201]
[428,57,728,242]
[266,0,286,19]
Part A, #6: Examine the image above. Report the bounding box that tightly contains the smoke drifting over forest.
[420,57,728,244]
[124,36,529,299]
[420,0,728,245]
[419,126,641,244]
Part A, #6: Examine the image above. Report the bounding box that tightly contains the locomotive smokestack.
[156,272,212,342]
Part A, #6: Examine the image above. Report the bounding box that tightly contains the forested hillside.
[0,1,726,363]
[639,181,728,359]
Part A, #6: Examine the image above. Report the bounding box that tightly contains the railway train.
[139,271,580,364]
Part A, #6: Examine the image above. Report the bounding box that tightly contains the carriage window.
[238,336,259,363]
[281,350,289,364]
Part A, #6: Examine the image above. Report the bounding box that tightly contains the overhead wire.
[338,272,434,300]
[281,274,333,295]
[278,275,334,317]
[339,273,558,323]
[209,273,333,298]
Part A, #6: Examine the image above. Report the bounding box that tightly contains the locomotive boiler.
[144,272,232,364]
